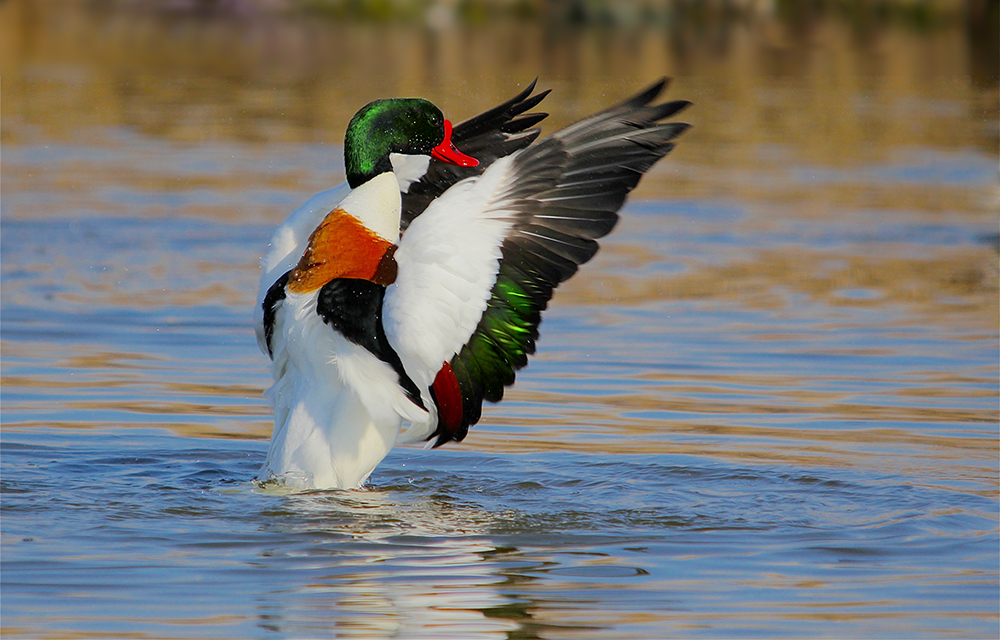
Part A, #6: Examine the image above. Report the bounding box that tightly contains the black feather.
[262,270,291,358]
[401,81,552,231]
[429,78,691,446]
[316,278,425,411]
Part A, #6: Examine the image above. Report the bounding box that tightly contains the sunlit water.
[2,9,999,637]
[3,134,997,637]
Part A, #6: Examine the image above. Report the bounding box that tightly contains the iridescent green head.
[344,98,478,188]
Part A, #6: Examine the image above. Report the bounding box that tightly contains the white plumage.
[253,80,690,490]
[256,159,519,488]
[385,156,520,385]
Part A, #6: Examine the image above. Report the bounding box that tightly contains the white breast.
[338,172,403,244]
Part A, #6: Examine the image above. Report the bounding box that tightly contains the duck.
[253,79,690,490]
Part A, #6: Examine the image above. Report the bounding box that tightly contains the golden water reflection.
[564,242,999,328]
[3,0,997,198]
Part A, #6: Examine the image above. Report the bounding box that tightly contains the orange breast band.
[287,209,398,294]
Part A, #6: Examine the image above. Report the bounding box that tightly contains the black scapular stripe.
[262,270,291,358]
[316,278,425,410]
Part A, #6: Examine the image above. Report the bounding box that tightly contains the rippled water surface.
[3,5,999,638]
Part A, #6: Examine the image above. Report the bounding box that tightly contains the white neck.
[339,172,402,243]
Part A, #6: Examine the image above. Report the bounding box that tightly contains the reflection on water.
[256,491,519,638]
[2,2,998,639]
[3,427,996,638]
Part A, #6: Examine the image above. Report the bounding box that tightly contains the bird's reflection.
[253,485,529,638]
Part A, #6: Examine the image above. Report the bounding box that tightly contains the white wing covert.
[385,80,691,448]
[382,155,530,390]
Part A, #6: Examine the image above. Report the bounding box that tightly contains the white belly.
[259,289,425,490]
[261,376,398,490]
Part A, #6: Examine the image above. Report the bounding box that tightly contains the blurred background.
[2,0,997,216]
[3,0,996,334]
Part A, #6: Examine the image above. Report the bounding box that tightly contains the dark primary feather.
[400,80,551,231]
[262,271,291,358]
[429,78,691,447]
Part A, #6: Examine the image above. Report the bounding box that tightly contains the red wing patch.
[431,361,464,443]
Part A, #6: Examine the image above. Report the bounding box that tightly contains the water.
[2,5,999,638]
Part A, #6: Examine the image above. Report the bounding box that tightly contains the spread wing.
[255,82,549,360]
[400,79,551,232]
[383,78,691,446]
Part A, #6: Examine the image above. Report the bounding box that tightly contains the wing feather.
[438,80,691,446]
[400,80,552,231]
[387,79,690,447]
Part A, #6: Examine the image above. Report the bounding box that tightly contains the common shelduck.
[253,79,690,490]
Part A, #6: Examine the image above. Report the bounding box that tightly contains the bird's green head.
[344,98,478,188]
